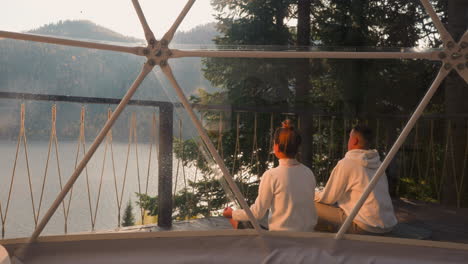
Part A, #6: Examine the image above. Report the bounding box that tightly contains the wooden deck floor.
[393,198,468,243]
[117,198,468,244]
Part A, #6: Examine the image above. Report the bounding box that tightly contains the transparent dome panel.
[150,55,446,233]
[0,41,457,239]
[0,40,148,96]
[0,99,165,238]
[0,0,215,41]
[0,0,466,246]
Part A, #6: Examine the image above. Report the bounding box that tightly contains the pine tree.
[122,200,135,227]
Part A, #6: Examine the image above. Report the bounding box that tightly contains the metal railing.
[0,91,173,239]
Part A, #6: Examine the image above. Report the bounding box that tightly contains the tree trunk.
[441,0,468,207]
[274,1,291,107]
[342,0,367,120]
[296,0,313,169]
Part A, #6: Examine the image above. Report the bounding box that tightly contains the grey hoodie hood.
[345,149,381,169]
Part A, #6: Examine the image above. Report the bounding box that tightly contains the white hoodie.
[233,159,317,232]
[315,149,397,232]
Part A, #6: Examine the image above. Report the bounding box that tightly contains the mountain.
[28,20,143,44]
[0,20,219,140]
[27,20,218,45]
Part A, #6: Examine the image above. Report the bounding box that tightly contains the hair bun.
[282,119,293,129]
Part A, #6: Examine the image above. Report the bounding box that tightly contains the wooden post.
[158,103,173,228]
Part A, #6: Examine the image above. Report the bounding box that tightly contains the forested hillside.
[0,20,218,98]
[0,20,218,139]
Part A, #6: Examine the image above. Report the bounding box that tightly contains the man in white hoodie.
[315,125,397,234]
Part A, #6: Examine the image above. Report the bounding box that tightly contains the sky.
[0,0,216,38]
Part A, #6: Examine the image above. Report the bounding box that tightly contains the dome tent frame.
[0,0,468,261]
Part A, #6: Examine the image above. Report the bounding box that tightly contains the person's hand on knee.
[223,207,239,229]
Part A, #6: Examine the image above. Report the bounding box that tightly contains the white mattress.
[2,231,468,264]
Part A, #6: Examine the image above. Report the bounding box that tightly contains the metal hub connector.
[461,42,468,49]
[446,41,455,49]
[160,39,169,48]
[438,52,447,59]
[451,53,462,60]
[437,31,468,82]
[144,41,173,67]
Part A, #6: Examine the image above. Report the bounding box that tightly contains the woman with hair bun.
[223,120,317,232]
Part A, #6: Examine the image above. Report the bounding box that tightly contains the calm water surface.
[0,140,195,239]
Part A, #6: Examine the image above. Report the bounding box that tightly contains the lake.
[0,140,196,239]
